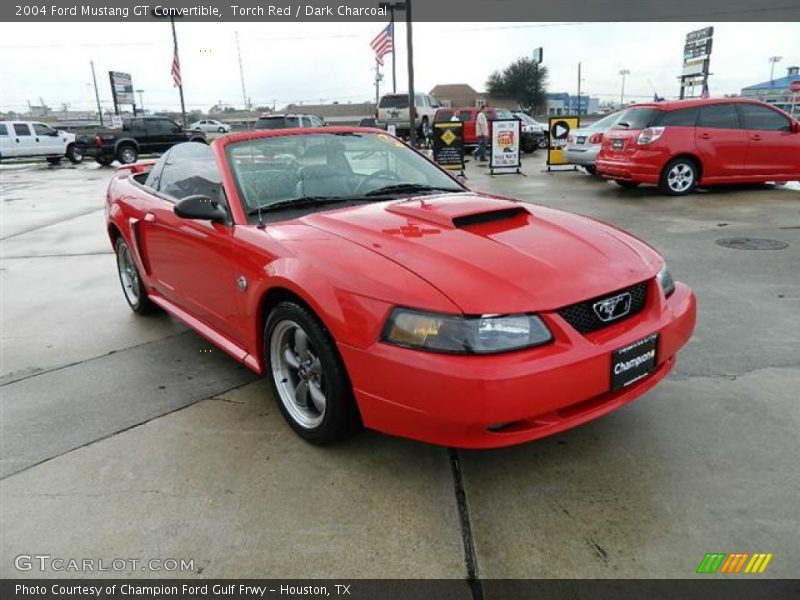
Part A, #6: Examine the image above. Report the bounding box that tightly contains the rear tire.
[66,143,83,164]
[264,301,361,444]
[660,157,698,196]
[218,126,225,133]
[116,144,138,165]
[615,180,640,189]
[585,165,597,176]
[115,236,155,315]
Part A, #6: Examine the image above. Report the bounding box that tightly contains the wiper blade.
[616,122,631,128]
[364,183,461,197]
[247,195,376,215]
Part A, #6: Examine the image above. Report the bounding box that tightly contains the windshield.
[227,132,463,217]
[587,112,622,130]
[379,95,408,109]
[613,108,660,130]
[493,109,514,119]
[255,117,300,130]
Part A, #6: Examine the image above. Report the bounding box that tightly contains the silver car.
[188,119,231,133]
[565,112,622,174]
[514,112,549,148]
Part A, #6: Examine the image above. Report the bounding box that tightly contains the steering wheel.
[353,169,400,195]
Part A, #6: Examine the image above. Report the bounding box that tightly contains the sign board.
[532,47,543,65]
[111,115,123,129]
[489,119,522,174]
[680,27,714,97]
[387,124,396,136]
[547,116,579,167]
[790,81,800,93]
[682,59,708,77]
[432,121,465,173]
[686,26,713,42]
[109,71,135,113]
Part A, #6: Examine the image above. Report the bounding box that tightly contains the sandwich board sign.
[432,121,465,175]
[489,119,522,175]
[547,116,580,169]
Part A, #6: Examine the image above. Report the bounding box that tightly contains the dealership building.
[740,65,799,115]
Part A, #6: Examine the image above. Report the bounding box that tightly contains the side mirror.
[793,122,800,133]
[174,195,228,223]
[49,131,60,136]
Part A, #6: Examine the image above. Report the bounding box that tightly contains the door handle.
[144,212,156,223]
[699,133,711,140]
[751,135,762,141]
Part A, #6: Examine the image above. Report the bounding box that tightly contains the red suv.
[596,98,800,195]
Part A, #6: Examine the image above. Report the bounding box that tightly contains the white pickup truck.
[0,121,83,164]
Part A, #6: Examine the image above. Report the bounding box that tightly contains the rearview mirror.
[174,195,228,223]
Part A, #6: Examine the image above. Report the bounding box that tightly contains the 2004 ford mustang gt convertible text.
[105,128,696,449]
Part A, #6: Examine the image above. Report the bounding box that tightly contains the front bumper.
[340,280,696,448]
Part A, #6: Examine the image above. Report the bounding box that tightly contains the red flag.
[171,49,182,88]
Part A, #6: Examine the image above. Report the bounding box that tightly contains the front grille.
[557,281,648,334]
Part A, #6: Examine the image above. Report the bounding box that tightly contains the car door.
[123,118,149,153]
[694,103,749,180]
[0,123,15,158]
[32,123,60,154]
[138,144,243,343]
[737,102,799,178]
[11,123,38,157]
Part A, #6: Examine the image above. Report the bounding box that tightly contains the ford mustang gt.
[105,128,696,449]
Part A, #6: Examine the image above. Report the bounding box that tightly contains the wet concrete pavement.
[1,155,798,583]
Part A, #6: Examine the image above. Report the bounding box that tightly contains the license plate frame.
[611,333,659,391]
[612,139,624,150]
[577,136,586,144]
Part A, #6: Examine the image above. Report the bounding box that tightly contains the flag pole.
[389,10,396,93]
[170,16,187,128]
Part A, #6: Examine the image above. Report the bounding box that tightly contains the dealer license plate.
[577,136,586,144]
[612,139,624,150]
[611,333,658,390]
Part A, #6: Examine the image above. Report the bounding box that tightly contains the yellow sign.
[547,116,580,167]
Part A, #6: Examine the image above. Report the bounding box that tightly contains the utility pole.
[90,60,104,126]
[374,58,383,106]
[769,56,782,86]
[405,0,416,146]
[235,31,249,110]
[619,69,630,108]
[378,3,401,94]
[576,62,582,116]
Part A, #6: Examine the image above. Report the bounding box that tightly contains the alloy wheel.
[117,241,140,305]
[667,163,694,193]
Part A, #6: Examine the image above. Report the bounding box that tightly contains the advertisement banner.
[432,121,465,173]
[489,119,521,174]
[109,71,135,109]
[547,116,580,167]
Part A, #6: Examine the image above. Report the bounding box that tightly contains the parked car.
[77,117,207,166]
[0,121,83,164]
[596,98,800,195]
[105,127,695,448]
[434,107,541,153]
[189,119,231,133]
[376,92,442,139]
[514,112,549,149]
[254,114,326,130]
[564,111,623,174]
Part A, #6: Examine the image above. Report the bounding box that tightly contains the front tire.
[660,157,698,196]
[66,143,83,164]
[115,236,155,314]
[264,301,361,444]
[218,126,225,133]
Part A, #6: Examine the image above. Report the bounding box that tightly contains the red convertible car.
[106,128,696,449]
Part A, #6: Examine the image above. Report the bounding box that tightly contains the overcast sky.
[0,21,797,113]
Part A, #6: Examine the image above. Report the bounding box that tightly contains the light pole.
[89,60,104,126]
[619,69,630,108]
[136,89,145,114]
[378,2,402,93]
[769,56,782,86]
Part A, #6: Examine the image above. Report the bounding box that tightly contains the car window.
[457,111,473,122]
[309,116,324,127]
[33,123,56,135]
[697,104,740,129]
[656,107,698,127]
[151,119,180,135]
[589,112,622,129]
[614,108,660,129]
[738,103,791,131]
[158,143,226,205]
[0,124,9,136]
[379,95,408,109]
[13,124,31,136]
[436,110,454,121]
[493,109,514,120]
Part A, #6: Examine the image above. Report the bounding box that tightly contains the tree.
[486,58,548,113]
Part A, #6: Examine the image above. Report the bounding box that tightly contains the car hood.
[301,193,662,314]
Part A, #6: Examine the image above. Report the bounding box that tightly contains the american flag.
[701,80,710,99]
[370,23,394,66]
[171,47,182,88]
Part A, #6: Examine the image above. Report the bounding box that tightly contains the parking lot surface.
[1,154,798,581]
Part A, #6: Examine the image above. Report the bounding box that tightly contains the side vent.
[452,207,529,228]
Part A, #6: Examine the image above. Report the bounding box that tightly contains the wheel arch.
[664,153,704,181]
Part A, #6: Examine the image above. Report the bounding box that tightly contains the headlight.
[382,308,553,354]
[656,264,675,298]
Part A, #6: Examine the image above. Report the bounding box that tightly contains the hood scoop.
[385,194,529,229]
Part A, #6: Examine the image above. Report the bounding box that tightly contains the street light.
[769,56,783,86]
[378,2,403,93]
[378,1,414,145]
[619,69,630,107]
[136,89,145,114]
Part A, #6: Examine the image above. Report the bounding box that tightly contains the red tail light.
[94,135,102,147]
[589,132,604,144]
